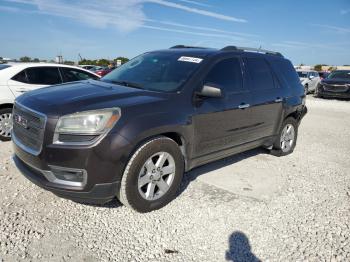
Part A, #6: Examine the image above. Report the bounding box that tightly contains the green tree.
[79,59,97,65]
[96,59,110,66]
[33,58,40,62]
[64,61,75,65]
[314,64,322,71]
[20,56,31,62]
[114,57,129,64]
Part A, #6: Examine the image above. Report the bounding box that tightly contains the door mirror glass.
[309,75,314,80]
[197,84,222,98]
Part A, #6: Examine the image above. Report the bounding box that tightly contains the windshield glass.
[101,52,203,92]
[0,64,11,70]
[327,71,350,80]
[297,71,308,78]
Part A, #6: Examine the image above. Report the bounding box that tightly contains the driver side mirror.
[309,75,314,80]
[196,84,222,98]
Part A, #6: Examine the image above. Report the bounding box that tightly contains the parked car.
[297,70,320,94]
[95,66,115,77]
[80,65,96,71]
[318,71,330,80]
[90,66,105,72]
[315,70,350,99]
[12,46,307,212]
[0,63,100,140]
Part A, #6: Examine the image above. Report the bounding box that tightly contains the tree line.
[4,56,130,66]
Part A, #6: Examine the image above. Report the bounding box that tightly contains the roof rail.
[221,46,283,57]
[170,45,207,49]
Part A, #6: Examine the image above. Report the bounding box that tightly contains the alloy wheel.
[280,124,295,153]
[0,113,12,138]
[138,152,176,201]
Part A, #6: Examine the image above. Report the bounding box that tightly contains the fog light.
[52,169,84,183]
[43,166,87,187]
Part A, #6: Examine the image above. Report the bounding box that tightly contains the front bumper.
[317,85,350,99]
[14,155,119,204]
[13,133,133,204]
[318,90,350,99]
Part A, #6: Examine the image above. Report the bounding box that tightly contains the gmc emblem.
[14,114,29,129]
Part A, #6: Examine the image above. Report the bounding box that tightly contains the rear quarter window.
[12,70,28,83]
[269,59,301,89]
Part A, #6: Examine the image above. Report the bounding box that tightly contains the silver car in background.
[297,70,320,94]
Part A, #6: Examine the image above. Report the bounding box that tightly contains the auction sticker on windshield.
[178,56,203,63]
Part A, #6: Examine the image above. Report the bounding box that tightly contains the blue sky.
[0,0,349,65]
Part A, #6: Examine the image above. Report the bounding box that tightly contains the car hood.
[16,80,167,117]
[322,79,350,85]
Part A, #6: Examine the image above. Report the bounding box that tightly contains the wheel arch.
[0,103,14,110]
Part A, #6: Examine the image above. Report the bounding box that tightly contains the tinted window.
[297,71,308,78]
[26,67,62,85]
[269,59,301,89]
[61,68,99,82]
[12,70,28,83]
[246,58,275,90]
[204,58,243,92]
[102,52,203,92]
[0,65,11,70]
[327,71,350,80]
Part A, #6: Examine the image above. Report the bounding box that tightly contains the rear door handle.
[275,97,283,103]
[17,88,29,93]
[238,103,250,109]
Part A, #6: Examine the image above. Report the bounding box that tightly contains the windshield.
[0,64,11,70]
[327,71,350,80]
[101,52,203,92]
[297,71,308,78]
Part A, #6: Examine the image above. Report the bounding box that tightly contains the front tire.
[0,108,13,141]
[271,117,298,156]
[118,137,184,212]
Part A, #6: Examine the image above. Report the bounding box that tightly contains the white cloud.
[311,24,350,34]
[141,24,247,41]
[175,0,211,7]
[340,9,350,15]
[146,0,246,22]
[1,0,251,42]
[151,20,258,37]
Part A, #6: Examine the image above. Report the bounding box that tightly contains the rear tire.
[118,137,184,213]
[0,108,13,141]
[271,117,298,157]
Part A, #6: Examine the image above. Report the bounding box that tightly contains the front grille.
[12,103,47,155]
[324,84,349,93]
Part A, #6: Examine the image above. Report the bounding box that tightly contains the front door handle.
[275,97,283,103]
[238,103,250,109]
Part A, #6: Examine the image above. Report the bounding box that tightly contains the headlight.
[54,108,121,144]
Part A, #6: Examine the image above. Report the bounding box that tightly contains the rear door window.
[204,57,243,93]
[26,67,62,85]
[245,58,275,90]
[60,67,99,82]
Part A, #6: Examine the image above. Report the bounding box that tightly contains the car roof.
[153,45,285,59]
[0,62,100,80]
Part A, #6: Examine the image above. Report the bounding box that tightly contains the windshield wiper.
[108,80,144,89]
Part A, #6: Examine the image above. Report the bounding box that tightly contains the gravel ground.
[0,96,350,261]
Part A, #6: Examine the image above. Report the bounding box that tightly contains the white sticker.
[178,56,203,63]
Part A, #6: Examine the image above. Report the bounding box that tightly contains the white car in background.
[297,70,320,94]
[0,63,100,141]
